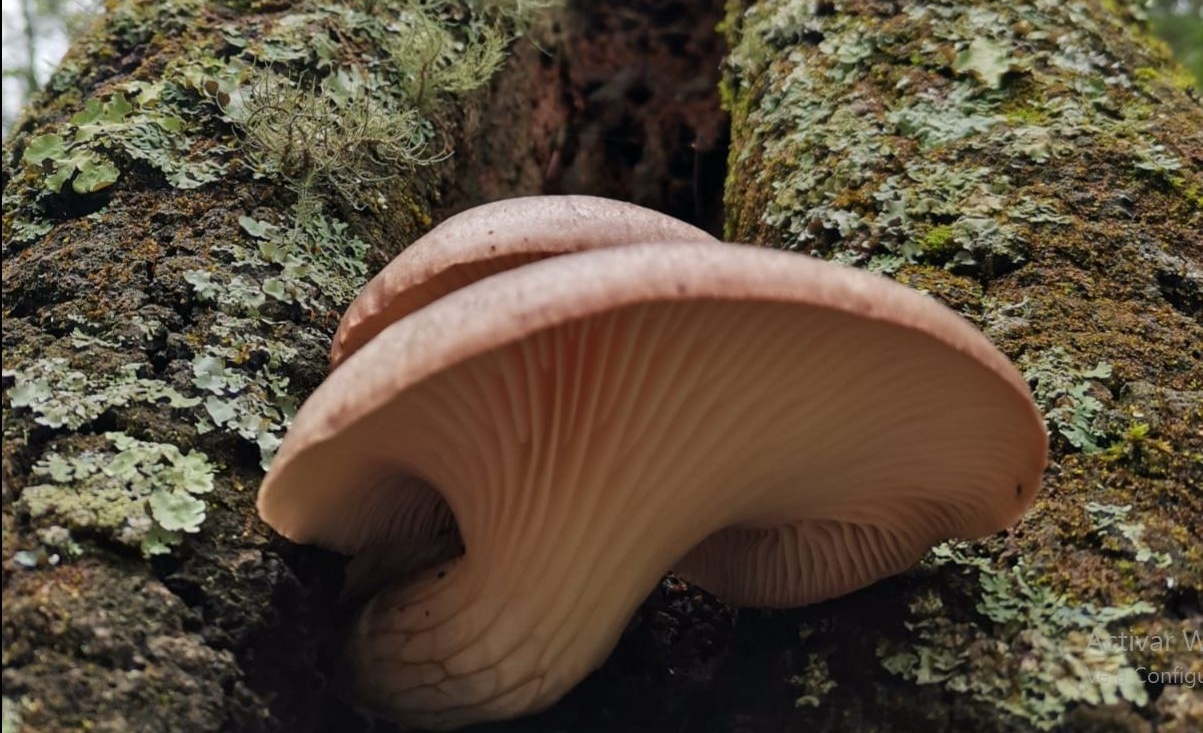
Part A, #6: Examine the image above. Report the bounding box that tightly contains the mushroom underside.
[275,298,1039,728]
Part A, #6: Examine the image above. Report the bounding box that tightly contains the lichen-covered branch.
[722,0,1201,729]
[3,0,1200,731]
[1,1,561,730]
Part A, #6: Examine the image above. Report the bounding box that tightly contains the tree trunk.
[1,2,565,731]
[2,1,1200,733]
[720,0,1202,731]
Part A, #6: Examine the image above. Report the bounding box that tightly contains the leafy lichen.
[1020,347,1113,454]
[19,76,231,198]
[3,0,561,562]
[181,207,374,468]
[789,653,837,708]
[1085,502,1173,569]
[724,1,1202,730]
[878,542,1155,730]
[4,358,200,430]
[17,432,217,557]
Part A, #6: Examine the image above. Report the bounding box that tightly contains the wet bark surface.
[3,1,1201,732]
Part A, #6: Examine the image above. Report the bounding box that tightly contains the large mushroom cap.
[329,195,716,368]
[258,241,1046,729]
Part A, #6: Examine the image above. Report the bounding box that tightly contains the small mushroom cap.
[329,195,716,368]
[258,241,1047,728]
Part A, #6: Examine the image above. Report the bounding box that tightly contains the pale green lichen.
[171,1,556,467]
[725,0,1199,726]
[1020,347,1114,453]
[723,0,1200,277]
[235,211,370,311]
[35,525,83,559]
[182,207,371,468]
[1,697,22,733]
[21,81,230,195]
[229,68,446,219]
[5,0,561,558]
[1132,142,1183,176]
[789,653,836,708]
[228,0,550,219]
[724,2,1038,275]
[878,542,1155,730]
[9,0,557,240]
[17,432,216,557]
[189,319,301,471]
[872,159,1029,272]
[1086,502,1173,568]
[9,34,241,240]
[954,36,1022,89]
[4,358,200,430]
[887,82,1005,149]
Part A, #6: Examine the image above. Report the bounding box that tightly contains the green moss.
[919,224,956,255]
[1133,65,1159,82]
[1003,104,1050,125]
[1182,183,1203,207]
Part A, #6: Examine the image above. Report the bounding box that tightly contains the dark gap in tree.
[545,0,730,237]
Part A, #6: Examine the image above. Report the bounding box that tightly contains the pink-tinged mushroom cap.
[258,241,1047,730]
[329,195,716,368]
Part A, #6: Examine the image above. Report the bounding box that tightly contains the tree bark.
[720,0,1202,731]
[1,2,564,731]
[2,1,1200,732]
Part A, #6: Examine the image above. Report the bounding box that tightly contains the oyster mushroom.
[258,240,1047,729]
[330,195,716,368]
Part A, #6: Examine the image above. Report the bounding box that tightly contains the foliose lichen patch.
[878,542,1155,730]
[722,0,1202,729]
[3,2,560,729]
[18,432,216,556]
[4,0,558,558]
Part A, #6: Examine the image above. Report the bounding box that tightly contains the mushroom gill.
[258,240,1047,730]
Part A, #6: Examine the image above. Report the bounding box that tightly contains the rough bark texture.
[2,0,1200,732]
[1,2,562,731]
[721,0,1202,731]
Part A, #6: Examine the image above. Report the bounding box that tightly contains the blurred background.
[2,0,1202,136]
[3,0,96,134]
[1151,0,1203,83]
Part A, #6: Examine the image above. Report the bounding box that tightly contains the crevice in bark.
[299,2,740,730]
[544,0,730,236]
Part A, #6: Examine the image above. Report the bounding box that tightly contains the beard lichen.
[4,0,562,566]
[228,0,555,224]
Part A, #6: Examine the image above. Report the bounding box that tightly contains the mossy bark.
[1,2,561,731]
[720,0,1201,731]
[3,0,1200,732]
